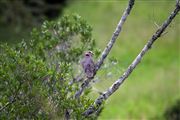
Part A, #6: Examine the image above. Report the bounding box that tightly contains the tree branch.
[83,1,180,116]
[74,0,135,99]
[95,0,135,71]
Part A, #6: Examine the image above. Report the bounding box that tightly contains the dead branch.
[83,1,180,116]
[74,0,135,99]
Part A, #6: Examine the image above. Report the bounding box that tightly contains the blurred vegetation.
[0,0,68,44]
[0,0,179,119]
[0,14,100,119]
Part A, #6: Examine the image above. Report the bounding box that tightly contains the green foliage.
[0,14,99,119]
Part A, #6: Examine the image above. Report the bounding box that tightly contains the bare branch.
[83,2,180,116]
[74,0,135,99]
[177,0,180,5]
[95,0,135,71]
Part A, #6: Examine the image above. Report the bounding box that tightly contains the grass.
[63,0,180,119]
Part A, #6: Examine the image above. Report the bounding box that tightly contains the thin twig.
[74,0,135,99]
[83,1,180,116]
[154,21,160,28]
[154,22,168,37]
[0,100,16,112]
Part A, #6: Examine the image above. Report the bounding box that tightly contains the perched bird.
[81,51,95,78]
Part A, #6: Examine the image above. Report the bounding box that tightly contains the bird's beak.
[89,51,94,56]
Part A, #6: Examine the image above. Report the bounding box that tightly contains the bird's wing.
[89,59,95,72]
[84,59,95,78]
[81,59,86,69]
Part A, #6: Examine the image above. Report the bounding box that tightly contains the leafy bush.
[0,14,99,119]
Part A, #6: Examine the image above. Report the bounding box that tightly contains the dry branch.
[83,1,180,116]
[74,0,135,99]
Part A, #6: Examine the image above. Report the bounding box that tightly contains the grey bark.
[75,0,135,99]
[83,1,180,116]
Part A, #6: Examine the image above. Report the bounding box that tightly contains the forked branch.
[75,0,135,99]
[83,1,180,116]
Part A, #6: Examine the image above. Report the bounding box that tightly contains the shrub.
[0,14,99,119]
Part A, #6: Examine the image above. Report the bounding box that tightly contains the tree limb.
[83,1,180,116]
[74,0,135,99]
[95,0,135,71]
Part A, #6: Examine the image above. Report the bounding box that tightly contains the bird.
[81,51,95,79]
